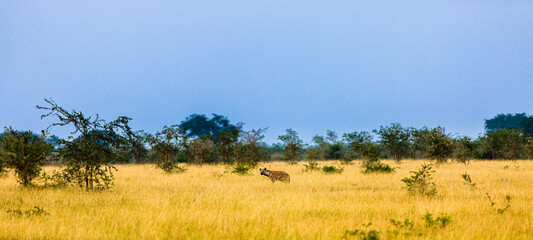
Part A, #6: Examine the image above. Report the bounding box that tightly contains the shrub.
[461,172,476,190]
[231,164,250,175]
[38,99,136,190]
[303,160,320,172]
[425,127,453,163]
[401,164,437,197]
[322,165,343,174]
[6,206,49,217]
[344,223,380,240]
[0,127,52,186]
[361,161,395,174]
[453,136,474,165]
[423,211,452,228]
[278,128,305,164]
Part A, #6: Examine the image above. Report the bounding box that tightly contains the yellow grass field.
[1,160,532,239]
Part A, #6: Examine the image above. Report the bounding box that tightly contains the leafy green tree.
[453,136,475,164]
[485,113,529,133]
[325,130,345,159]
[0,127,52,186]
[278,128,305,164]
[145,125,184,172]
[310,135,329,160]
[425,126,453,163]
[179,114,237,142]
[374,123,411,162]
[216,123,243,164]
[38,98,136,189]
[236,128,268,167]
[409,127,430,159]
[482,129,524,159]
[343,131,379,162]
[187,136,215,164]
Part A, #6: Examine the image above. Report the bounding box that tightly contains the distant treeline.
[1,99,533,188]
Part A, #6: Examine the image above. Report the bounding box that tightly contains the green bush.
[0,127,52,186]
[231,164,250,175]
[322,165,344,174]
[361,161,395,174]
[401,164,437,197]
[423,211,452,228]
[303,160,320,172]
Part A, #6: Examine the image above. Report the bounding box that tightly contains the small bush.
[303,161,320,172]
[461,172,476,190]
[344,223,380,240]
[232,164,250,175]
[6,206,49,217]
[157,161,187,174]
[361,161,395,174]
[401,164,437,197]
[322,165,344,174]
[423,211,452,228]
[40,170,69,188]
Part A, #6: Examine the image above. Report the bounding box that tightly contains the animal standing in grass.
[260,168,290,183]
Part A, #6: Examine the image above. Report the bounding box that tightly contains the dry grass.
[0,160,532,239]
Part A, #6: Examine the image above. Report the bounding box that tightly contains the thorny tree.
[37,98,136,190]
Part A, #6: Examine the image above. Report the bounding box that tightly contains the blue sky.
[1,1,532,143]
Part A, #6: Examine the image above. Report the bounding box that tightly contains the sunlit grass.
[1,160,532,239]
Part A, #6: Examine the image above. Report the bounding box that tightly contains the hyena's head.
[260,168,269,176]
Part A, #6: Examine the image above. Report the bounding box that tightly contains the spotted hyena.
[260,168,290,183]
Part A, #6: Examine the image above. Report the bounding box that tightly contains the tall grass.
[0,160,532,239]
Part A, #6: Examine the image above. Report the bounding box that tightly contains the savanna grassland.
[1,160,532,239]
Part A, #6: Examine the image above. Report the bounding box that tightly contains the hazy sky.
[1,1,532,143]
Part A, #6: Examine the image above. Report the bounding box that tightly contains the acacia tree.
[424,126,453,163]
[145,125,184,172]
[374,123,411,162]
[482,129,524,159]
[187,136,215,164]
[236,127,268,167]
[37,98,136,189]
[278,128,305,164]
[344,131,394,173]
[0,127,52,186]
[216,124,243,164]
[453,136,475,165]
[343,131,379,162]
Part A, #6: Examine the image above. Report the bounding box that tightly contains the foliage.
[424,127,453,163]
[322,165,344,174]
[231,163,250,175]
[303,160,320,172]
[145,125,183,173]
[481,129,524,159]
[305,147,322,160]
[486,193,512,214]
[0,127,52,186]
[461,172,476,190]
[236,128,268,167]
[374,123,411,162]
[361,161,395,174]
[344,223,380,240]
[409,127,430,159]
[179,114,238,142]
[343,131,380,162]
[485,113,533,133]
[278,128,305,164]
[216,124,243,164]
[423,211,452,228]
[6,206,49,217]
[401,164,437,197]
[38,98,136,190]
[453,136,474,164]
[187,136,215,164]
